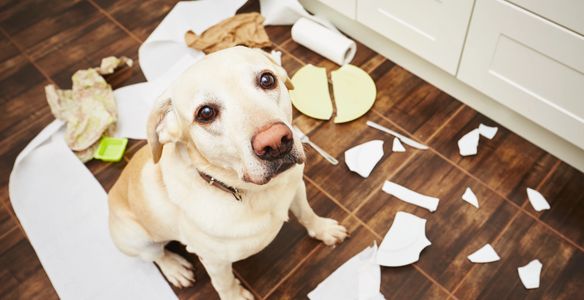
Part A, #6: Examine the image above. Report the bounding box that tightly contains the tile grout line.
[87,0,144,44]
[450,155,566,296]
[370,108,583,252]
[302,176,457,298]
[232,269,262,300]
[262,243,324,299]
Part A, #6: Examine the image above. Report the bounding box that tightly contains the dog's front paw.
[220,279,254,300]
[307,217,348,246]
[155,251,195,288]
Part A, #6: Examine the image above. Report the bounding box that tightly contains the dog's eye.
[195,105,217,123]
[258,72,277,90]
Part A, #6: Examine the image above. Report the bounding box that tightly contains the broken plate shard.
[289,64,333,120]
[518,259,542,289]
[392,137,406,152]
[377,211,431,267]
[458,128,480,156]
[458,123,499,156]
[462,187,479,208]
[367,120,428,150]
[308,244,384,300]
[331,64,377,123]
[478,124,498,139]
[526,188,551,212]
[467,243,500,263]
[382,181,439,212]
[344,140,384,178]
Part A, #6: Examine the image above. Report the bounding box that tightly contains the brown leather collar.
[198,171,243,201]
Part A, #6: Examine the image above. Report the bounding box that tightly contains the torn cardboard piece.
[308,244,384,300]
[518,259,542,289]
[462,187,479,208]
[185,12,271,54]
[289,64,333,120]
[344,140,384,178]
[332,65,376,123]
[526,188,551,212]
[382,181,439,212]
[377,211,431,267]
[467,243,500,263]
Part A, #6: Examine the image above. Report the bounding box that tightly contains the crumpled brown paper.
[45,56,132,162]
[185,12,272,54]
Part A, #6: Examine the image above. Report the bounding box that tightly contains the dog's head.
[147,46,305,185]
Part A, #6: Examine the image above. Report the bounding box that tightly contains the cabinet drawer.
[318,0,356,19]
[458,0,584,149]
[507,0,584,35]
[356,0,474,74]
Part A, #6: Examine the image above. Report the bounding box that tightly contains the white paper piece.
[467,244,500,263]
[462,187,479,208]
[382,181,439,212]
[139,0,246,81]
[458,128,480,156]
[518,259,542,289]
[291,17,356,65]
[377,212,431,267]
[308,244,384,300]
[478,124,498,139]
[259,0,340,33]
[344,140,384,178]
[9,128,176,299]
[526,188,551,212]
[392,137,406,152]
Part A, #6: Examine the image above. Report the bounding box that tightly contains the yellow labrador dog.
[108,46,347,299]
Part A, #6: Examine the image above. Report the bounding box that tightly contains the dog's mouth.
[243,153,304,185]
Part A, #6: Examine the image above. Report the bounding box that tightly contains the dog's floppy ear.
[255,49,294,90]
[147,96,182,163]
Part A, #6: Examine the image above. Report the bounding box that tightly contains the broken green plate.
[94,137,128,162]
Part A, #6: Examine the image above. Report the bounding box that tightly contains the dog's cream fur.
[108,47,347,300]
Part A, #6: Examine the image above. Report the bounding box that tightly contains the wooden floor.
[1,1,583,299]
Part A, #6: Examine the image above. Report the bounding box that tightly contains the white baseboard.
[301,0,584,172]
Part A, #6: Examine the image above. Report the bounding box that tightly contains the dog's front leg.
[291,181,348,246]
[199,256,254,300]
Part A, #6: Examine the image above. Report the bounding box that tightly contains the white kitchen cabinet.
[356,0,474,75]
[507,0,584,36]
[318,0,356,19]
[458,0,584,149]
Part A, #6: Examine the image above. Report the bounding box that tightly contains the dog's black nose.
[252,122,293,160]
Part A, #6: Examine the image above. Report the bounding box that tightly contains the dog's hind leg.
[290,181,349,246]
[108,212,195,288]
[198,256,254,300]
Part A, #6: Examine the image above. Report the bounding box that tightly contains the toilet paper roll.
[291,17,356,65]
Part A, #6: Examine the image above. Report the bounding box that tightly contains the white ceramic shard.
[392,137,406,152]
[382,181,439,212]
[308,244,385,300]
[467,244,500,263]
[478,124,498,139]
[344,140,384,178]
[518,259,542,289]
[366,121,428,149]
[526,188,551,212]
[458,128,480,156]
[270,49,282,66]
[377,212,431,267]
[462,187,479,208]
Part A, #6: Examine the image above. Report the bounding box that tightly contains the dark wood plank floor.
[1,1,582,299]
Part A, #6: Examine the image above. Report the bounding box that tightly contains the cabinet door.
[318,0,356,19]
[458,0,584,149]
[507,0,584,35]
[356,0,474,74]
